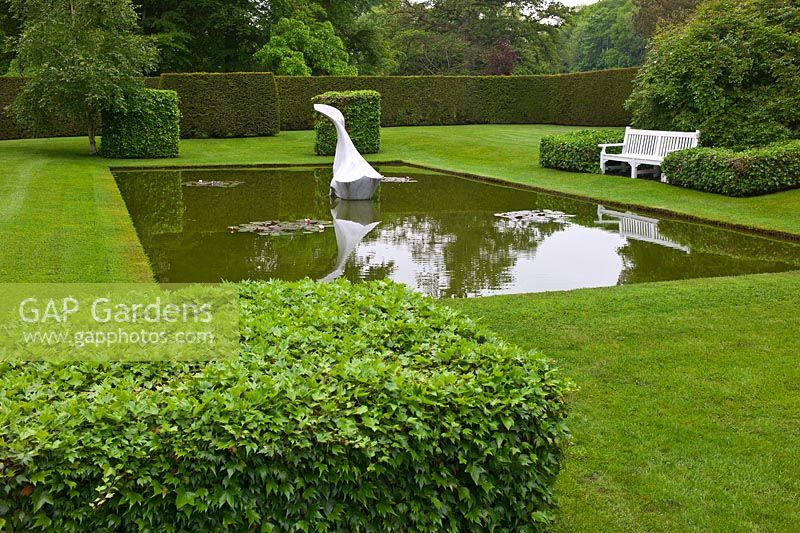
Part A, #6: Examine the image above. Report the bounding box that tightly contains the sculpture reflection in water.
[596,205,690,253]
[313,104,383,200]
[319,199,381,282]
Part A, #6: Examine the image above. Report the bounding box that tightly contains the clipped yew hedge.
[0,76,83,139]
[99,89,181,159]
[662,140,800,197]
[313,90,381,155]
[0,280,571,531]
[159,72,280,139]
[278,69,636,130]
[0,69,635,140]
[540,129,625,173]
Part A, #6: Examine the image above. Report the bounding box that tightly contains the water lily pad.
[494,210,576,224]
[381,176,418,183]
[183,180,244,188]
[229,219,333,237]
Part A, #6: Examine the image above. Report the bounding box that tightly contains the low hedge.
[159,72,280,139]
[662,141,800,197]
[540,129,625,173]
[0,280,571,531]
[313,90,381,155]
[99,89,181,159]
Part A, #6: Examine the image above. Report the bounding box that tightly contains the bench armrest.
[598,143,624,155]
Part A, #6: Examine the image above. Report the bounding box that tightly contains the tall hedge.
[99,89,181,159]
[0,76,83,139]
[0,280,572,531]
[278,69,637,130]
[0,77,166,140]
[0,69,636,140]
[159,72,280,139]
[313,90,381,155]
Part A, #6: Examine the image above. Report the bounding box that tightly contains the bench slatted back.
[622,127,699,158]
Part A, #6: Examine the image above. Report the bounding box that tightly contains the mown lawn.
[2,125,800,281]
[450,272,800,531]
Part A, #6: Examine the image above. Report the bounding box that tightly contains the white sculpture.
[313,104,383,200]
[319,199,381,283]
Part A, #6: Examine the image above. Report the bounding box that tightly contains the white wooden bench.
[599,127,700,182]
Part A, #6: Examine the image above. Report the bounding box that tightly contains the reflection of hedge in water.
[657,220,800,267]
[617,221,800,285]
[146,228,339,283]
[180,170,328,233]
[114,171,184,237]
[379,173,597,223]
[140,167,598,228]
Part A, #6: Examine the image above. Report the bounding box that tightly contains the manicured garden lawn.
[2,125,799,530]
[450,272,800,531]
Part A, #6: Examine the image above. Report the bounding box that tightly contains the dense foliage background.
[0,0,713,77]
[626,0,800,148]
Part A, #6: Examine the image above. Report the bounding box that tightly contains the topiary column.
[99,88,181,159]
[312,90,381,156]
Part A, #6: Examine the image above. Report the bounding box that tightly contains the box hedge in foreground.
[662,141,800,197]
[0,280,571,531]
[99,89,181,159]
[540,129,625,173]
[312,90,381,156]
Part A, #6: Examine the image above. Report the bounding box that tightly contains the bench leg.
[630,163,638,179]
[600,159,606,174]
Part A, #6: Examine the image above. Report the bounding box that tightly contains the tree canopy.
[9,0,158,154]
[633,0,701,38]
[560,0,646,72]
[626,0,800,148]
[253,6,357,76]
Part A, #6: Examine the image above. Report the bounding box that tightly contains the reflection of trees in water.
[350,213,564,298]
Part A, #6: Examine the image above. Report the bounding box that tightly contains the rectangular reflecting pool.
[114,166,800,298]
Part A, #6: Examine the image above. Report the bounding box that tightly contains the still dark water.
[114,167,800,298]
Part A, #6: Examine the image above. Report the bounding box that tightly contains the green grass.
[1,124,799,281]
[449,272,800,531]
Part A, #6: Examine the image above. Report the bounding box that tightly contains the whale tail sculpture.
[319,199,381,283]
[314,103,382,200]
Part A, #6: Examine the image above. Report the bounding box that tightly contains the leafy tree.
[371,0,569,75]
[633,0,701,37]
[9,0,158,154]
[253,7,357,76]
[0,4,20,73]
[626,0,800,148]
[137,0,274,72]
[315,0,395,74]
[561,0,646,72]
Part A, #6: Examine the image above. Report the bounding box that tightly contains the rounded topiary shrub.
[0,280,572,531]
[313,90,381,156]
[100,88,181,159]
[540,129,624,173]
